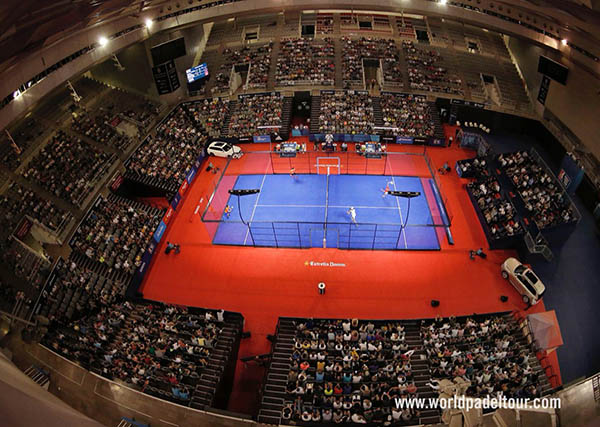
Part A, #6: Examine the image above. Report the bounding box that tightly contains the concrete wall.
[508,36,600,160]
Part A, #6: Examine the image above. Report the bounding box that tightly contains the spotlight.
[561,39,568,46]
[98,36,108,47]
[439,0,447,4]
[13,89,21,99]
[145,18,153,29]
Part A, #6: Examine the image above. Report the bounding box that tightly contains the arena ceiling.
[0,0,170,69]
[0,0,599,71]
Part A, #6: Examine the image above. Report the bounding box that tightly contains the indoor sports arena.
[0,1,599,426]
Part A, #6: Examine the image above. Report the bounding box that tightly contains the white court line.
[391,176,409,249]
[255,204,401,210]
[243,173,267,245]
[93,380,154,418]
[159,419,179,426]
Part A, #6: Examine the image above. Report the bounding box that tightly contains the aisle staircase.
[191,315,244,409]
[257,318,295,425]
[266,40,281,91]
[223,100,238,136]
[23,365,50,390]
[309,95,322,134]
[505,312,556,394]
[280,96,294,139]
[333,37,344,87]
[372,96,384,127]
[404,321,442,425]
[429,102,446,140]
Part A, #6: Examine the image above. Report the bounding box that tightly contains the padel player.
[347,207,358,225]
[381,179,394,198]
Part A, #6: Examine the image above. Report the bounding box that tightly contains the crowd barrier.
[225,133,445,147]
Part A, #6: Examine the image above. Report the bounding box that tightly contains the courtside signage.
[305,260,347,268]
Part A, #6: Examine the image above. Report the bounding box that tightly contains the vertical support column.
[272,222,279,248]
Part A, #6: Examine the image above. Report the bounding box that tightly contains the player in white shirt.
[347,206,358,225]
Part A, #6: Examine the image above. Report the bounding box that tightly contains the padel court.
[206,171,449,250]
[202,148,451,250]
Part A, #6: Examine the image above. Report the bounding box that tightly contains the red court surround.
[140,138,561,412]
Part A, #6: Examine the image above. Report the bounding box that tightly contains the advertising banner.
[171,193,182,210]
[153,221,167,243]
[253,135,271,143]
[397,136,414,144]
[185,166,197,184]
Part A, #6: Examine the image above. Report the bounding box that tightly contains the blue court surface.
[212,174,445,250]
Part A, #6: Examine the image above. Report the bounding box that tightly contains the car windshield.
[514,265,526,274]
[223,144,232,150]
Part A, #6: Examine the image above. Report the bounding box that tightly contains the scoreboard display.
[186,63,209,83]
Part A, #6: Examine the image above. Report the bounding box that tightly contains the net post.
[372,224,377,250]
[248,222,256,246]
[272,222,279,248]
[396,226,403,250]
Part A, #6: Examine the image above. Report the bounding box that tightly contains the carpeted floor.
[140,137,562,414]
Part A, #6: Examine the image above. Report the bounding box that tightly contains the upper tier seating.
[402,41,464,96]
[276,38,335,87]
[341,37,402,89]
[21,130,113,207]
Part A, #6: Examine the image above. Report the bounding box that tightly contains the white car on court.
[501,257,545,305]
[206,141,243,159]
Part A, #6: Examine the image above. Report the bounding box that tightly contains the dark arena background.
[0,1,599,427]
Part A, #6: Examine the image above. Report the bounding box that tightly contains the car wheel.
[501,270,509,279]
[522,295,530,304]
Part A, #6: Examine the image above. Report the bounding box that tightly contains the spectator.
[228,94,283,136]
[22,130,112,207]
[276,38,335,87]
[319,91,374,135]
